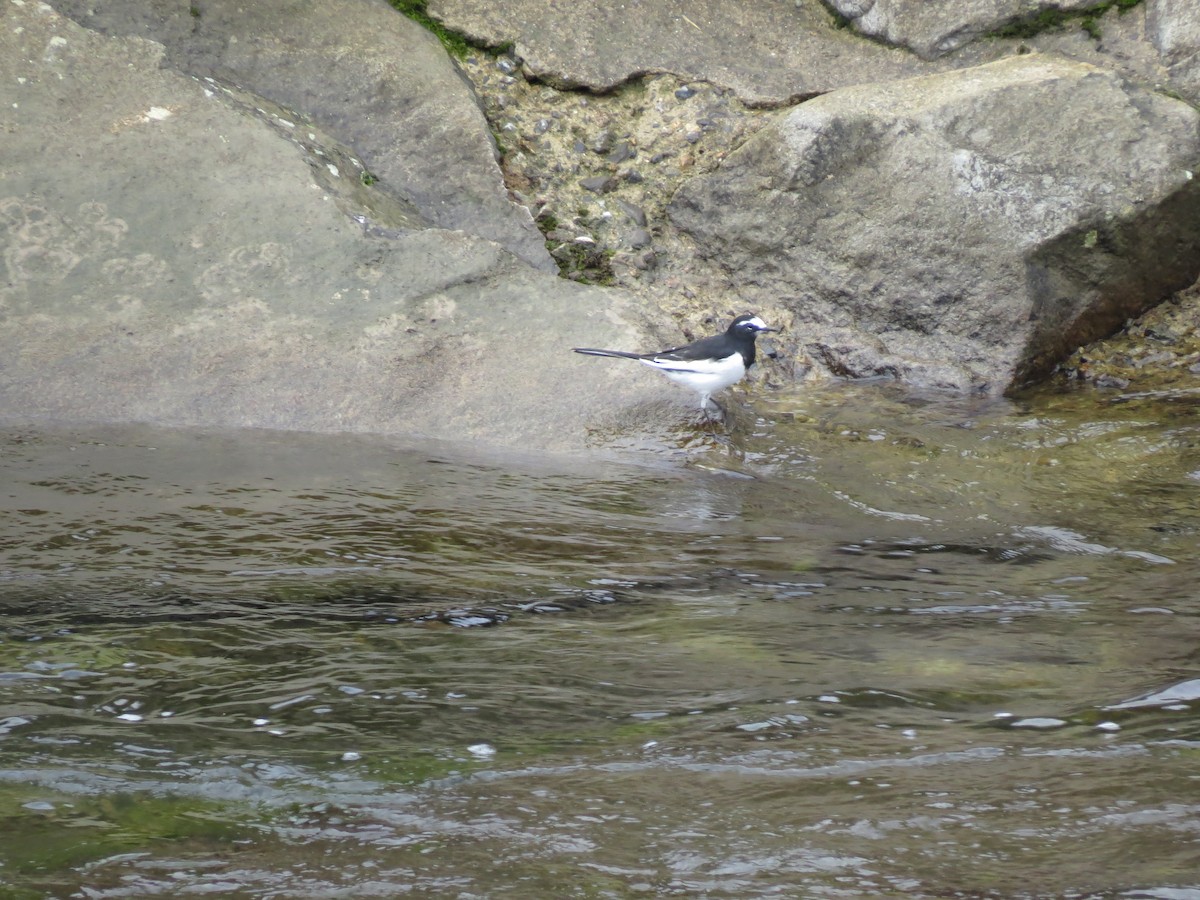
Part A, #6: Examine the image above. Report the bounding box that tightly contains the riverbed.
[2,381,1198,897]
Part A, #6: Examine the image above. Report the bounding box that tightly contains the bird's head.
[729,314,778,336]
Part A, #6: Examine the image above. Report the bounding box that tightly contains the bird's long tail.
[572,348,644,360]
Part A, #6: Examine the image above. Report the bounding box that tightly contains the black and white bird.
[573,314,778,414]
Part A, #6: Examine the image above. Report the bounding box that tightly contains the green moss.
[386,0,474,58]
[490,128,508,159]
[990,0,1144,41]
[550,240,616,285]
[359,750,479,785]
[0,787,257,876]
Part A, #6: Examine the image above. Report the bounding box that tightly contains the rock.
[0,2,669,450]
[629,229,653,249]
[590,129,618,155]
[427,0,985,107]
[828,0,1200,105]
[49,0,556,272]
[580,175,617,194]
[1056,278,1200,392]
[827,0,1098,60]
[432,0,1200,110]
[668,55,1200,393]
[1150,0,1200,103]
[606,142,636,164]
[616,200,648,227]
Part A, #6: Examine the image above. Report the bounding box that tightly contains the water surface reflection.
[2,384,1198,897]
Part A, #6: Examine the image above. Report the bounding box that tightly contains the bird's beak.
[758,326,779,333]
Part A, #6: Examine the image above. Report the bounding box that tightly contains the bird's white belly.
[639,352,745,395]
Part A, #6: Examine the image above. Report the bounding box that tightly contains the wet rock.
[1057,279,1200,392]
[669,55,1200,393]
[629,228,652,249]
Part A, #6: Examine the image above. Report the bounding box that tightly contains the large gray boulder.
[825,1,1200,105]
[0,3,674,450]
[430,0,1199,109]
[828,0,1099,59]
[428,0,986,107]
[1149,0,1200,103]
[668,55,1200,393]
[49,0,555,272]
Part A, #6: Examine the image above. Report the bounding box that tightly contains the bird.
[573,313,778,415]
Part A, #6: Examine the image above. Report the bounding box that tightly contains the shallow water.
[2,382,1199,898]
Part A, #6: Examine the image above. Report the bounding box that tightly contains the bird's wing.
[649,334,731,363]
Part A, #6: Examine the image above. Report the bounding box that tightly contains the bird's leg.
[699,394,726,426]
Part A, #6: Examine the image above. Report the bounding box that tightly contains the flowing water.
[1,382,1199,898]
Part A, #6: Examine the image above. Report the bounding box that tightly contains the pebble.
[606,141,635,164]
[579,175,615,193]
[496,57,518,74]
[629,228,652,249]
[534,118,552,134]
[590,129,616,155]
[614,249,655,271]
[616,199,647,226]
[1010,717,1067,729]
[675,85,697,100]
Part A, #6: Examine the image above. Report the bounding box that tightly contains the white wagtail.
[574,314,778,414]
